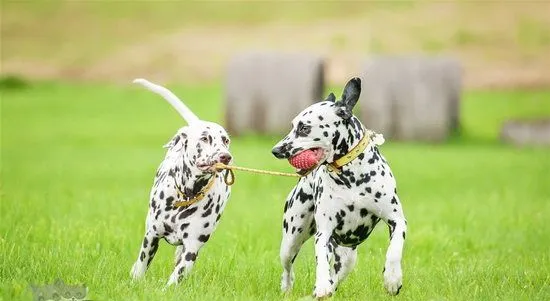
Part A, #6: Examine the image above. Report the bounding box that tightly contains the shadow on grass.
[0,75,31,91]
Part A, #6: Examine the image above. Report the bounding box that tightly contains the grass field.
[1,82,550,300]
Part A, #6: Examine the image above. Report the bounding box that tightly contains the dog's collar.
[173,175,216,207]
[326,129,381,173]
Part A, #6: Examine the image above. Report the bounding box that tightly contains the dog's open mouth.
[289,148,325,176]
[196,162,216,172]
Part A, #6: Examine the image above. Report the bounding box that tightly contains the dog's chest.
[152,184,230,246]
[313,150,396,247]
[327,201,381,247]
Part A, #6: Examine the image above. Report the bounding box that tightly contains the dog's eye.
[296,122,304,133]
[298,124,311,134]
[222,137,230,145]
[200,136,208,143]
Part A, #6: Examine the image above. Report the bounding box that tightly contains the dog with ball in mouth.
[272,78,407,298]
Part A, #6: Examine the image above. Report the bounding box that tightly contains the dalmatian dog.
[271,78,407,298]
[129,79,232,286]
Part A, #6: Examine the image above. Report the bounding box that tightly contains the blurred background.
[2,1,550,88]
[2,2,550,300]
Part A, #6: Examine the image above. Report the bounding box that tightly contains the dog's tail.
[133,78,200,125]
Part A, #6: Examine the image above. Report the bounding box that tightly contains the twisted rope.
[212,129,384,185]
[213,162,300,185]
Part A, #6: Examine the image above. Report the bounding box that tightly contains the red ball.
[289,149,319,170]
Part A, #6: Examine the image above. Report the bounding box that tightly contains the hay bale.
[360,56,462,141]
[501,119,550,146]
[225,52,324,135]
[359,57,397,137]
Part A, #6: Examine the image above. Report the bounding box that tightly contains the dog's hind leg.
[332,243,358,287]
[130,230,160,280]
[280,183,315,293]
[174,245,184,265]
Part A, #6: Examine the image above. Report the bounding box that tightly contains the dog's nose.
[272,146,286,159]
[218,153,232,165]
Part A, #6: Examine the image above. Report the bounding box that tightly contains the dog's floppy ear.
[335,77,361,119]
[163,128,188,149]
[324,92,336,102]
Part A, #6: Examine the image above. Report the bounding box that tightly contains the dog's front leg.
[279,182,316,293]
[130,230,160,280]
[333,243,358,286]
[381,197,407,295]
[167,236,206,286]
[313,229,336,298]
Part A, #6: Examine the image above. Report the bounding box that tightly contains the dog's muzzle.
[218,152,232,165]
[271,145,290,159]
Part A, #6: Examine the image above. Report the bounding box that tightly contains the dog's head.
[164,121,232,175]
[271,77,362,175]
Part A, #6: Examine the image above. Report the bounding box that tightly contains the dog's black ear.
[335,106,352,119]
[341,77,361,109]
[336,77,361,119]
[324,92,336,102]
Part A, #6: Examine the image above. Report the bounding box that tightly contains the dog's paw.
[383,263,403,295]
[166,273,180,287]
[130,262,145,280]
[162,282,175,292]
[281,271,294,293]
[312,283,334,299]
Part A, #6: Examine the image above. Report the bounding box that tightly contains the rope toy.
[173,163,298,208]
[214,129,385,185]
[214,163,300,186]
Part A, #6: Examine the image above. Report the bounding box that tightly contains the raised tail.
[133,78,200,125]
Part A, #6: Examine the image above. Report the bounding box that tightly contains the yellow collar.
[327,131,371,173]
[173,175,216,207]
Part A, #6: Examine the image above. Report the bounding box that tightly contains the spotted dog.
[130,79,232,286]
[271,78,407,298]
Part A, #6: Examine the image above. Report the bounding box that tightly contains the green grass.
[1,83,550,300]
[461,90,550,141]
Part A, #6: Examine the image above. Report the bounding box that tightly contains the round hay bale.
[225,52,324,135]
[360,56,462,142]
